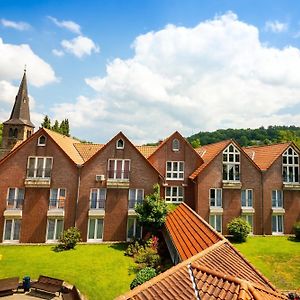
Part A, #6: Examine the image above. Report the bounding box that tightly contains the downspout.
[74,164,82,227]
[261,171,265,235]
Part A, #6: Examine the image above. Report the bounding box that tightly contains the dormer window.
[172,139,180,152]
[38,135,46,146]
[283,147,299,183]
[116,139,124,149]
[223,144,240,182]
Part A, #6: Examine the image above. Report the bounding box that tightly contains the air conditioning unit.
[96,174,105,182]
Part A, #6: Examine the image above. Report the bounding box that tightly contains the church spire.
[4,69,34,127]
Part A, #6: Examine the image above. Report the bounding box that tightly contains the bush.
[130,267,156,290]
[134,247,161,270]
[293,222,300,240]
[227,217,251,242]
[53,227,81,252]
[125,240,145,257]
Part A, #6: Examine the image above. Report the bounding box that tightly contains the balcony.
[47,199,65,217]
[241,207,255,214]
[210,206,223,214]
[89,199,105,216]
[282,175,300,190]
[106,170,130,189]
[222,181,242,189]
[25,168,51,188]
[272,207,285,214]
[4,199,23,217]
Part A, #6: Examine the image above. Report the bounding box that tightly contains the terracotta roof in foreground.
[74,143,104,162]
[243,143,291,170]
[165,203,224,260]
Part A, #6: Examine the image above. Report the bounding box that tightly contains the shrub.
[53,227,81,252]
[293,222,300,240]
[227,217,251,242]
[125,240,145,257]
[130,267,156,290]
[134,247,161,270]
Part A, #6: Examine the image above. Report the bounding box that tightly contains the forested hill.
[187,126,300,147]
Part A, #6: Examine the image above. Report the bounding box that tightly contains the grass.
[233,236,300,291]
[0,243,135,300]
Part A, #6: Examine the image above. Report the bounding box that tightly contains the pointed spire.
[4,70,34,127]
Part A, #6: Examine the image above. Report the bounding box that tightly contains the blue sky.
[1,0,300,143]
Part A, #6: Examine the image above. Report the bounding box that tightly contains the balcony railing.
[49,199,65,210]
[128,199,143,209]
[6,199,23,210]
[89,199,105,209]
[26,168,52,178]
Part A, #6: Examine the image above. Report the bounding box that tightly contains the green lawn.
[233,236,300,290]
[0,243,135,300]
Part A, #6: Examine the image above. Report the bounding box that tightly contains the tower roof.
[3,71,35,128]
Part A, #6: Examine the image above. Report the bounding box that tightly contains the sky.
[1,0,300,144]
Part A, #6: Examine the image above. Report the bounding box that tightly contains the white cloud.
[53,12,300,144]
[48,16,81,34]
[52,49,65,57]
[1,19,31,31]
[265,20,288,33]
[61,35,100,58]
[0,81,18,103]
[0,38,57,87]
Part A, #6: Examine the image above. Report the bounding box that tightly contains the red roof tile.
[74,143,104,162]
[135,145,158,158]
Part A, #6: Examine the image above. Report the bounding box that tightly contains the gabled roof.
[243,143,291,171]
[135,145,158,158]
[190,140,231,180]
[165,203,224,260]
[74,143,104,162]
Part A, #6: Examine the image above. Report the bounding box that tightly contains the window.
[128,189,144,209]
[88,218,104,241]
[108,159,130,180]
[166,161,184,180]
[116,138,124,149]
[49,188,66,209]
[46,219,63,241]
[272,190,283,208]
[223,144,240,181]
[90,188,106,209]
[242,214,253,233]
[9,128,13,138]
[282,147,299,183]
[241,189,253,207]
[209,215,222,233]
[13,128,18,138]
[127,217,142,241]
[165,186,184,203]
[272,215,284,234]
[3,219,21,242]
[172,139,180,151]
[38,135,46,146]
[209,188,222,207]
[27,157,52,178]
[7,188,24,209]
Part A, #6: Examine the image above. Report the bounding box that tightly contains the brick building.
[0,73,299,243]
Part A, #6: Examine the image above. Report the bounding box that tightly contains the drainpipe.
[261,171,265,235]
[74,164,82,227]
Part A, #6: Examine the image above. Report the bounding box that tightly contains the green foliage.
[41,115,51,129]
[188,125,300,148]
[41,115,70,137]
[53,227,81,252]
[134,247,161,270]
[191,138,201,148]
[135,184,168,233]
[130,267,156,290]
[293,222,300,240]
[125,240,146,257]
[227,217,251,242]
[0,123,3,145]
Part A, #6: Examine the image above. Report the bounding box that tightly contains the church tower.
[0,70,35,158]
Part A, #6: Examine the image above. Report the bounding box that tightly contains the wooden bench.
[0,277,19,296]
[62,286,81,300]
[31,275,63,295]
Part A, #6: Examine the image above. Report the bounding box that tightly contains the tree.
[41,115,51,129]
[191,138,201,148]
[227,217,251,242]
[0,123,3,145]
[135,184,168,233]
[52,120,60,133]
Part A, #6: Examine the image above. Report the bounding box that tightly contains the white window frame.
[209,214,222,233]
[272,214,284,235]
[166,161,184,180]
[165,186,184,203]
[272,190,283,208]
[49,188,66,209]
[87,218,104,242]
[223,144,240,182]
[126,217,142,241]
[46,218,64,242]
[242,214,254,234]
[37,135,47,146]
[116,138,124,150]
[282,147,299,183]
[107,159,130,180]
[209,188,222,208]
[90,188,106,209]
[3,219,21,243]
[128,189,144,209]
[6,188,24,209]
[241,189,253,208]
[172,139,180,152]
[27,156,53,178]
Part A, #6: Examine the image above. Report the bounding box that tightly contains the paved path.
[1,290,61,299]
